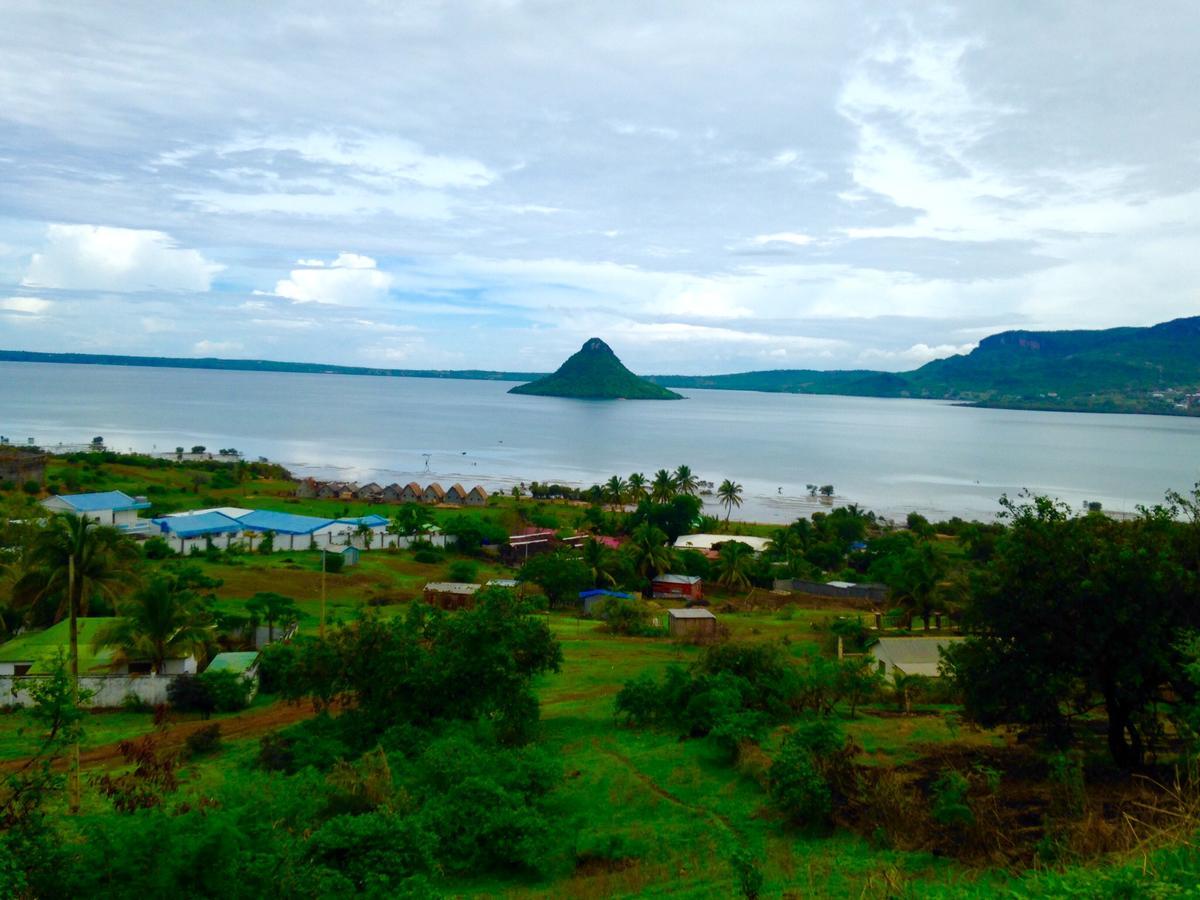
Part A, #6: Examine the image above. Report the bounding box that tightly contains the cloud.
[193,339,243,355]
[270,252,392,305]
[752,232,814,247]
[0,296,51,313]
[859,342,978,367]
[22,225,222,292]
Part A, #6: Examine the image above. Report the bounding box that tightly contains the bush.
[167,675,217,718]
[413,549,441,565]
[255,641,297,694]
[121,692,153,713]
[307,811,436,890]
[728,846,764,900]
[446,560,478,583]
[142,536,173,560]
[593,596,653,635]
[22,480,40,495]
[185,724,222,758]
[201,670,253,712]
[769,736,832,829]
[929,769,973,827]
[323,552,345,574]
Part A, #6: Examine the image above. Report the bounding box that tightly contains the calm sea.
[3,361,1198,523]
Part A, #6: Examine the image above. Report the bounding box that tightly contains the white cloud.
[752,232,814,247]
[859,342,978,367]
[22,225,222,292]
[271,252,392,305]
[0,296,51,313]
[193,339,243,354]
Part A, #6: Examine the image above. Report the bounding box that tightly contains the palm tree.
[627,522,673,578]
[354,522,375,549]
[245,591,300,644]
[717,479,743,524]
[673,465,699,496]
[627,473,648,504]
[582,539,619,588]
[390,503,432,538]
[94,574,213,675]
[651,469,676,504]
[714,540,754,591]
[605,475,628,510]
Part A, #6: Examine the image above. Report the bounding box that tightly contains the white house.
[41,491,153,535]
[673,533,771,554]
[870,637,966,678]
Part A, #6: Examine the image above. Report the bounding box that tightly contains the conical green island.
[508,338,683,400]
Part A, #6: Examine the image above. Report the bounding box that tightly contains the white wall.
[1,674,174,708]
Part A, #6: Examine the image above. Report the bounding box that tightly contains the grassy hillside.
[509,338,684,400]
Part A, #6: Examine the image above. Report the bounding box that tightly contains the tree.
[651,469,676,504]
[673,465,699,496]
[626,522,672,579]
[245,591,300,644]
[627,473,648,504]
[516,551,591,607]
[717,479,743,524]
[714,540,754,591]
[945,494,1200,768]
[354,523,375,549]
[94,574,213,674]
[581,538,620,588]
[390,503,432,539]
[872,541,946,630]
[604,476,627,510]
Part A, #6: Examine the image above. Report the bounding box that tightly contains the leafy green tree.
[873,541,946,629]
[673,465,699,496]
[714,540,754,591]
[651,469,676,503]
[516,551,591,607]
[581,538,621,588]
[245,591,300,643]
[593,596,652,635]
[945,494,1199,768]
[390,503,432,538]
[95,574,214,674]
[626,472,648,503]
[604,475,627,509]
[626,522,672,579]
[717,479,743,524]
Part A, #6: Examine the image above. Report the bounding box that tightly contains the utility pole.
[68,550,79,815]
[320,549,327,638]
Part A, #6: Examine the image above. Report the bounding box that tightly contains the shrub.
[769,736,832,829]
[930,769,974,827]
[255,640,296,694]
[142,537,173,560]
[22,480,40,495]
[184,724,222,758]
[200,670,253,712]
[167,675,217,718]
[306,811,435,891]
[728,846,764,900]
[593,596,652,635]
[121,692,153,713]
[446,560,478,583]
[413,549,441,565]
[324,552,345,574]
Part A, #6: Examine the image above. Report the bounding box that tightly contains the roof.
[871,637,966,677]
[653,573,702,585]
[579,589,634,599]
[338,514,389,527]
[487,578,519,588]
[238,509,335,534]
[0,618,190,674]
[405,482,422,491]
[447,483,467,496]
[327,545,359,555]
[165,507,254,519]
[44,491,151,513]
[206,651,259,675]
[424,582,481,594]
[667,608,716,620]
[468,485,489,497]
[673,533,770,553]
[153,511,243,537]
[424,483,445,496]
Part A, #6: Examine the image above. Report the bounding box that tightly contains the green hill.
[508,338,683,400]
[651,316,1200,415]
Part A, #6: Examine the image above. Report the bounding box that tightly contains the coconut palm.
[605,475,628,510]
[627,522,673,578]
[582,539,620,588]
[717,479,743,524]
[627,473,648,504]
[245,591,300,644]
[94,574,213,674]
[673,465,699,496]
[651,469,676,504]
[714,540,755,591]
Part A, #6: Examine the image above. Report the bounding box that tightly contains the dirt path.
[2,700,317,772]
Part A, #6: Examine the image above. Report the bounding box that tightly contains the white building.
[41,490,153,535]
[673,533,771,554]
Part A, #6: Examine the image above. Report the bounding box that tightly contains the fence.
[772,579,890,606]
[1,674,175,708]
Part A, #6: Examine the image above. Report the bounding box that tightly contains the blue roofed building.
[152,511,245,553]
[579,588,635,615]
[42,490,152,534]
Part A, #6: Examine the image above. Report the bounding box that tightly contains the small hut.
[381,483,405,502]
[423,581,481,611]
[466,486,489,507]
[423,483,446,504]
[327,545,360,567]
[400,482,423,503]
[445,483,469,505]
[667,608,717,640]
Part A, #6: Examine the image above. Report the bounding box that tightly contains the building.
[870,637,966,678]
[0,448,46,485]
[445,483,469,505]
[652,573,703,602]
[466,485,489,507]
[501,530,557,564]
[333,514,390,546]
[152,510,245,554]
[0,618,197,677]
[423,483,446,504]
[42,491,153,535]
[400,482,423,503]
[381,482,405,502]
[356,482,383,501]
[486,578,520,590]
[237,509,339,550]
[294,478,319,498]
[423,581,481,610]
[674,533,771,554]
[326,545,360,567]
[667,608,717,639]
[772,578,890,605]
[316,482,343,499]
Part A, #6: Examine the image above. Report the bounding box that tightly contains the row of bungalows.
[296,479,489,506]
[151,508,455,555]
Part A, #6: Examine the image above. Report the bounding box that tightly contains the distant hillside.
[0,350,542,383]
[651,317,1200,415]
[509,338,683,400]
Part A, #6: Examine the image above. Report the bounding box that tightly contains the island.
[508,337,683,400]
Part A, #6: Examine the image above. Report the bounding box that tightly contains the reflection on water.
[5,362,1199,523]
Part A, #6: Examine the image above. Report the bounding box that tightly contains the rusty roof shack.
[423,581,481,611]
[667,607,717,641]
[652,573,703,602]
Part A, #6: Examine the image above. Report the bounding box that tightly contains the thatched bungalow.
[356,482,383,501]
[381,483,405,502]
[401,482,423,503]
[422,483,446,504]
[294,478,319,498]
[466,486,489,507]
[445,483,469,505]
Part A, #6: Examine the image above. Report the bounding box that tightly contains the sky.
[1,1,1198,375]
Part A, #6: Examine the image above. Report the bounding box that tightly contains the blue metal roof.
[238,509,334,534]
[579,589,634,599]
[153,511,244,538]
[51,490,151,512]
[338,515,389,527]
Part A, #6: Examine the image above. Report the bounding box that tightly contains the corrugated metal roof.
[338,515,389,527]
[46,490,150,512]
[871,637,965,678]
[654,574,702,585]
[667,608,716,619]
[424,582,481,593]
[206,651,259,674]
[154,511,244,537]
[673,533,770,552]
[238,509,335,534]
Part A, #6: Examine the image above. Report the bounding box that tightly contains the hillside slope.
[509,338,683,400]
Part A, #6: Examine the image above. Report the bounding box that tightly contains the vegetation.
[509,337,683,400]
